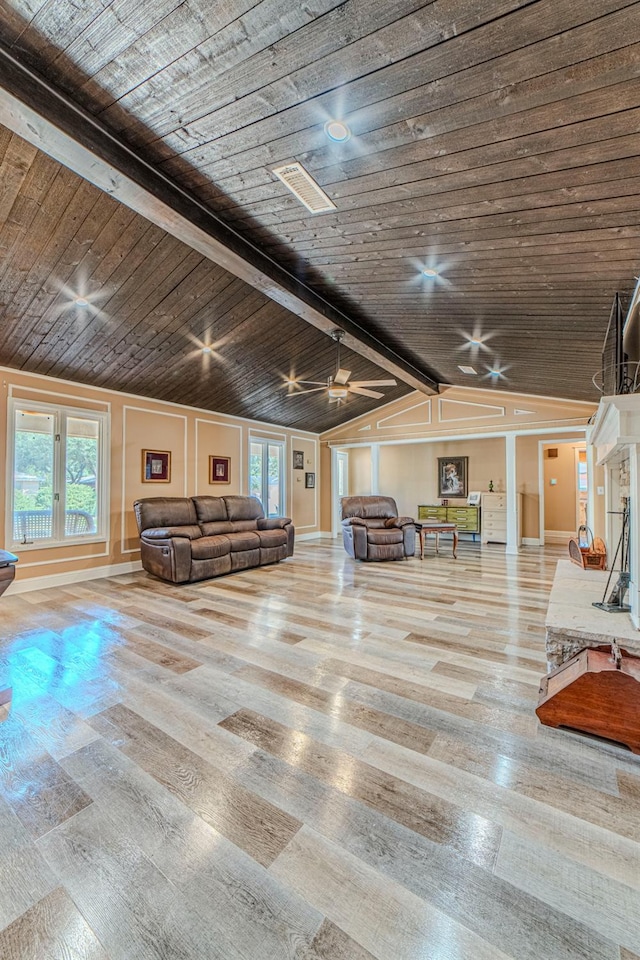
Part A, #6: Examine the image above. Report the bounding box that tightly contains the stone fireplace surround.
[545,395,640,669]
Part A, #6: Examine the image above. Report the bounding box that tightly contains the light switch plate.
[597,486,604,495]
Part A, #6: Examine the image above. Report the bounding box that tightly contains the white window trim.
[249,437,285,517]
[6,397,110,551]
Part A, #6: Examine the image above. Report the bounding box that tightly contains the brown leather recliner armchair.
[340,496,415,561]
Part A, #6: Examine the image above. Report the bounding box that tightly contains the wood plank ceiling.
[2,0,640,424]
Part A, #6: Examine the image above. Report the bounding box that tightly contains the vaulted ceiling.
[1,0,639,430]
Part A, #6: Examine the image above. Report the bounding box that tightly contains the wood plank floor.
[0,540,638,959]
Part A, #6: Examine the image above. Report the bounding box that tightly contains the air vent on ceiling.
[272,162,336,213]
[458,365,477,375]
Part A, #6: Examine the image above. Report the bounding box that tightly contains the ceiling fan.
[286,330,397,405]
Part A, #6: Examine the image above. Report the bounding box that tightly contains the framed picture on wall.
[437,456,468,498]
[209,456,231,484]
[293,449,304,470]
[305,472,315,489]
[142,449,171,482]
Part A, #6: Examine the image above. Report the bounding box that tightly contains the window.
[8,399,109,547]
[249,439,284,517]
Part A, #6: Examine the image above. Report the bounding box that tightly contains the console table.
[417,504,480,538]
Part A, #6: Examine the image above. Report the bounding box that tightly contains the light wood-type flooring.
[0,540,639,959]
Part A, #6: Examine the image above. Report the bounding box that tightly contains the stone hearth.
[545,560,640,668]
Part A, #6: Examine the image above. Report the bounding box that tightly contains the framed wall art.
[209,456,231,484]
[142,449,171,483]
[437,456,468,498]
[293,449,304,470]
[305,472,315,489]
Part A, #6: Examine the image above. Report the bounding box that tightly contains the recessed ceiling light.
[421,267,439,278]
[458,365,477,375]
[324,119,351,142]
[73,296,89,307]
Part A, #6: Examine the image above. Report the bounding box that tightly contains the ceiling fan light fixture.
[421,267,439,278]
[328,385,349,399]
[73,296,89,307]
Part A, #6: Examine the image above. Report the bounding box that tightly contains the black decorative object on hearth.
[593,500,631,614]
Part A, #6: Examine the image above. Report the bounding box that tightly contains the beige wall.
[377,438,506,518]
[2,368,320,584]
[349,446,372,495]
[321,386,599,543]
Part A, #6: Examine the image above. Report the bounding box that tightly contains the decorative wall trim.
[439,397,506,422]
[195,418,243,496]
[377,399,431,430]
[121,405,188,553]
[522,537,542,546]
[10,559,144,594]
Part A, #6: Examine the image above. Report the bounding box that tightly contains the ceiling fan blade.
[296,380,328,386]
[286,387,327,396]
[348,379,397,387]
[349,386,384,399]
[334,368,351,385]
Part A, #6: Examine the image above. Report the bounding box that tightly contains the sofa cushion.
[366,529,403,545]
[191,536,232,561]
[226,531,261,552]
[192,496,228,524]
[200,520,234,536]
[257,528,287,549]
[134,497,197,533]
[223,496,264,522]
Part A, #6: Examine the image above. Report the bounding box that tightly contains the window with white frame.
[249,439,284,517]
[8,399,109,547]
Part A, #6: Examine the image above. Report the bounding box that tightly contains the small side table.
[415,522,458,559]
[0,550,18,721]
[0,549,18,599]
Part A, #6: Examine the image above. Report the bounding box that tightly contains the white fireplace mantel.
[589,394,640,629]
[590,394,640,465]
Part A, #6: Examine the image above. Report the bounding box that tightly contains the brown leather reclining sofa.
[134,495,294,583]
[341,495,415,561]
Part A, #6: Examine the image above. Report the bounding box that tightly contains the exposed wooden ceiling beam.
[0,40,439,395]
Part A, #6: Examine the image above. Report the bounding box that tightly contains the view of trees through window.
[12,406,101,541]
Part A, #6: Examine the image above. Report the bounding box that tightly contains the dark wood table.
[0,549,18,598]
[0,550,17,721]
[415,522,458,559]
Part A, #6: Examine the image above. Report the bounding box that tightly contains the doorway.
[539,440,587,544]
[333,450,348,536]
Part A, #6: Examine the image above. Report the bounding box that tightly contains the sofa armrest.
[257,517,291,530]
[384,516,415,528]
[139,536,192,582]
[341,517,368,528]
[142,525,202,540]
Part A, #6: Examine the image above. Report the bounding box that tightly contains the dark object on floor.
[134,496,294,583]
[593,500,631,612]
[0,549,18,599]
[536,643,640,753]
[340,496,415,561]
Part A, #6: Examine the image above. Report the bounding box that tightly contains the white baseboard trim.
[296,531,333,541]
[10,559,143,594]
[544,530,574,544]
[522,537,542,546]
